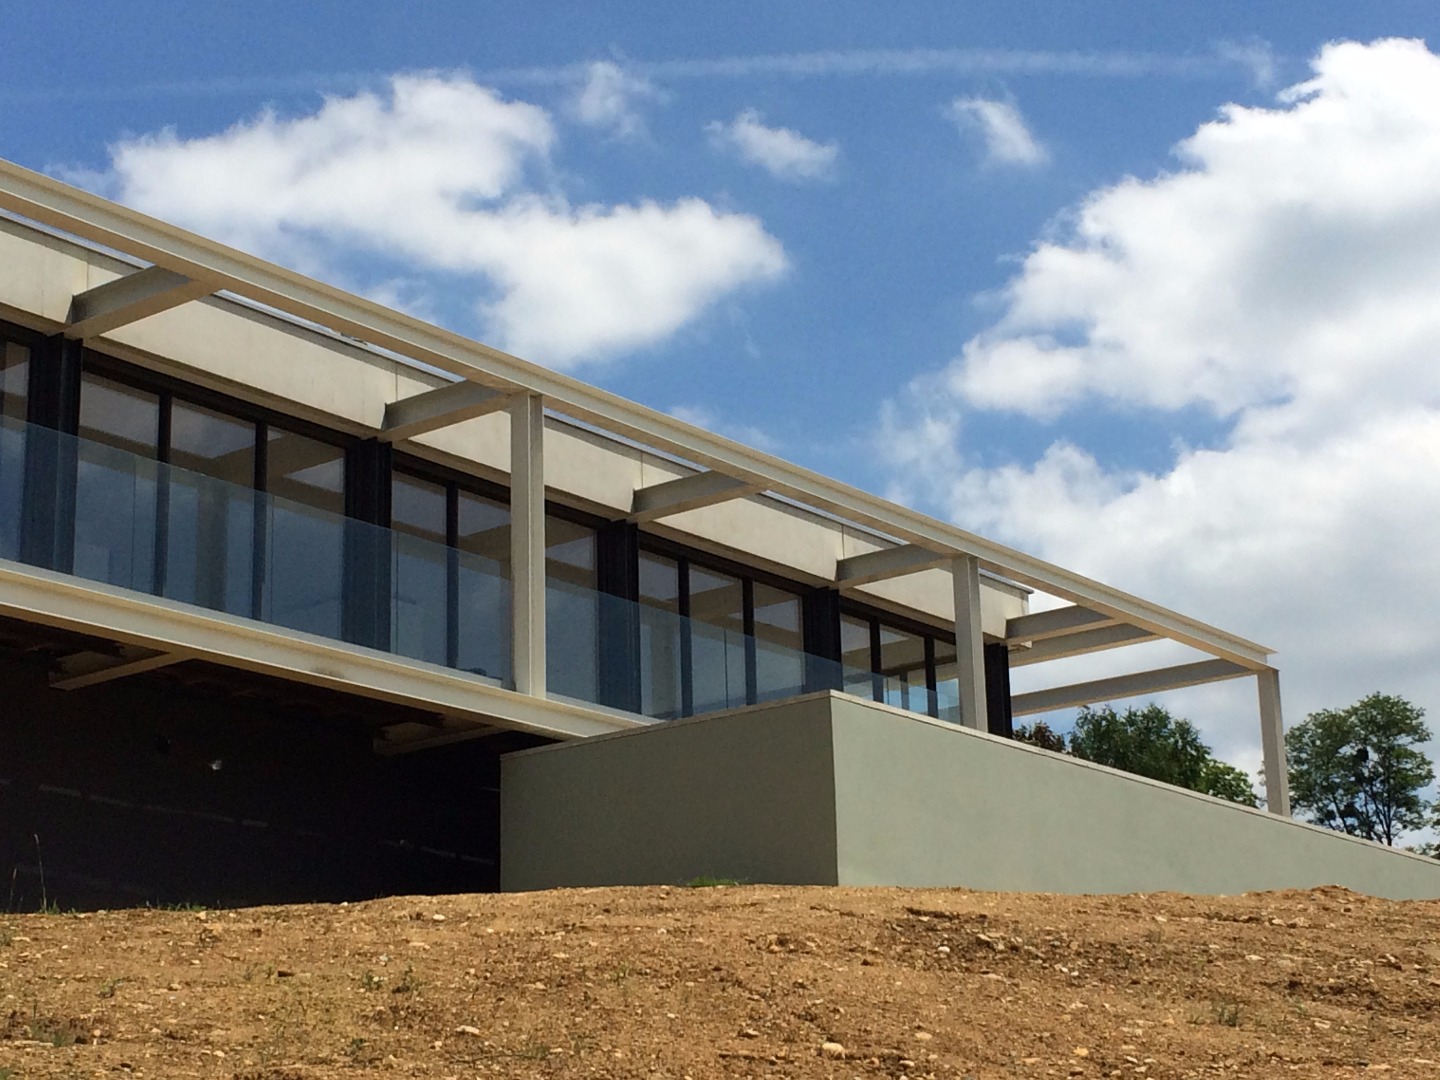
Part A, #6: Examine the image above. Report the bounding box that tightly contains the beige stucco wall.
[500,692,1440,899]
[500,695,840,891]
[828,696,1440,898]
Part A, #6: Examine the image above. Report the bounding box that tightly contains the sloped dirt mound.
[2,883,1439,1078]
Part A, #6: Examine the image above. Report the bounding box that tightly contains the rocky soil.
[2,884,1438,1078]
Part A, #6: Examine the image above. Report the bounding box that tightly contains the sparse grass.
[1212,999,1243,1027]
[681,875,745,887]
[391,964,421,994]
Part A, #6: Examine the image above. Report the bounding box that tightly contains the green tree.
[1013,720,1067,753]
[1286,692,1436,845]
[1068,703,1258,807]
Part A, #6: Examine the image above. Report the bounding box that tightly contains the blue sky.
[10,3,1440,813]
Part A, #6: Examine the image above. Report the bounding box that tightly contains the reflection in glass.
[391,472,449,667]
[638,553,682,718]
[0,342,28,421]
[75,375,161,590]
[263,427,345,637]
[546,516,596,699]
[688,565,745,714]
[933,639,961,724]
[840,614,874,700]
[165,400,256,614]
[877,622,928,713]
[457,492,510,680]
[753,583,804,701]
[0,343,28,558]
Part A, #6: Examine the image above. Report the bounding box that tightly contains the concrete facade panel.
[500,696,840,890]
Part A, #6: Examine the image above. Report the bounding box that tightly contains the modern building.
[1,159,1437,908]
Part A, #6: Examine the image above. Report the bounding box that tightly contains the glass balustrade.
[0,414,971,726]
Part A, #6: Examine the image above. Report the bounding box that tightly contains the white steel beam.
[629,471,760,524]
[836,544,950,587]
[379,380,513,443]
[0,160,1273,670]
[1257,669,1290,816]
[952,555,987,731]
[66,265,216,339]
[51,644,191,690]
[0,558,633,741]
[510,394,546,698]
[1006,606,1117,644]
[1009,624,1158,667]
[1011,659,1251,717]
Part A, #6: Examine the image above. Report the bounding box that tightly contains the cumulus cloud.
[570,60,660,139]
[884,39,1440,775]
[947,96,1048,166]
[706,109,839,181]
[85,73,786,367]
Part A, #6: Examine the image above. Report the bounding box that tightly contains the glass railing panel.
[391,528,451,668]
[73,434,160,594]
[0,416,24,561]
[3,417,512,686]
[546,570,595,699]
[162,465,257,617]
[258,490,345,640]
[456,548,511,683]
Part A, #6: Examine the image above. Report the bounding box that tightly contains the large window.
[0,339,30,559]
[75,367,348,637]
[546,517,598,701]
[636,547,804,720]
[839,606,956,722]
[391,468,511,681]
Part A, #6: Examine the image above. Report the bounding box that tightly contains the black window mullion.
[742,576,758,706]
[678,556,694,717]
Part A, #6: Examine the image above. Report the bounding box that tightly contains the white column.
[510,394,546,698]
[1257,668,1290,816]
[952,554,987,731]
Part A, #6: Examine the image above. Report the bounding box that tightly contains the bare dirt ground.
[2,884,1438,1079]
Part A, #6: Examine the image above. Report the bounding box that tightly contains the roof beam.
[1006,606,1117,644]
[380,380,513,443]
[1008,623,1158,667]
[835,544,950,587]
[66,265,215,339]
[1010,659,1251,717]
[51,644,190,690]
[630,471,761,524]
[0,159,1272,668]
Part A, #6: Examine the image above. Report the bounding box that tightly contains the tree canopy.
[1043,703,1258,807]
[1286,692,1435,845]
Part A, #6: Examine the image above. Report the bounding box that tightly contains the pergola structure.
[0,157,1289,815]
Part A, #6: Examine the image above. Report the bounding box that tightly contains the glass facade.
[0,329,976,729]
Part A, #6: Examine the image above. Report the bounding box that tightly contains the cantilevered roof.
[0,156,1272,671]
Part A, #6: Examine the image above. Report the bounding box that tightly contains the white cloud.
[570,60,660,139]
[84,73,786,367]
[706,109,839,182]
[883,39,1440,789]
[947,96,1048,166]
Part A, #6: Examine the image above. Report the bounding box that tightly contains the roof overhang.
[0,157,1275,682]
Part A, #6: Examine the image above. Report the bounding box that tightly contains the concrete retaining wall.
[501,692,1440,899]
